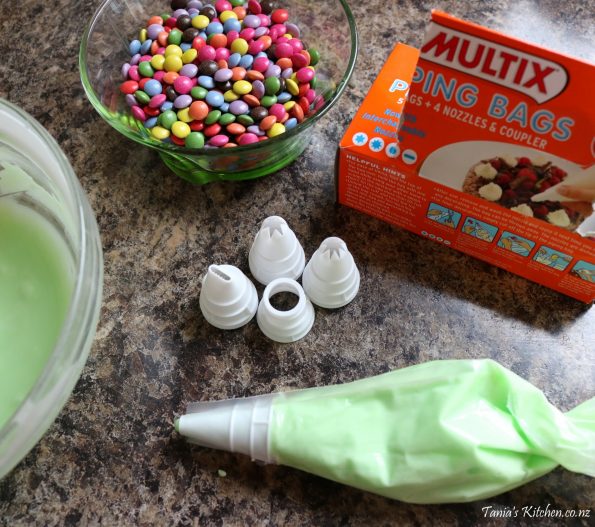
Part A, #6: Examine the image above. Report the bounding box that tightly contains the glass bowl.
[80,0,358,184]
[0,99,103,479]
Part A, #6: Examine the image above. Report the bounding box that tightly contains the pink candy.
[198,45,216,62]
[131,106,146,121]
[209,134,230,147]
[128,65,140,81]
[238,133,259,145]
[215,47,230,61]
[275,42,293,59]
[174,76,193,94]
[149,94,166,108]
[296,67,315,83]
[252,57,270,72]
[268,103,286,121]
[215,0,232,12]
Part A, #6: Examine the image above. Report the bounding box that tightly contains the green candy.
[158,110,178,130]
[134,90,150,105]
[168,29,183,45]
[264,76,281,96]
[236,114,254,126]
[219,113,236,125]
[191,86,207,100]
[260,95,277,108]
[309,48,320,66]
[185,132,205,149]
[205,110,222,125]
[138,61,154,78]
[230,0,244,6]
[310,76,318,89]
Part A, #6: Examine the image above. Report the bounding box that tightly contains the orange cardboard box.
[337,11,595,302]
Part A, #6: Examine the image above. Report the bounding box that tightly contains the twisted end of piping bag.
[174,359,594,503]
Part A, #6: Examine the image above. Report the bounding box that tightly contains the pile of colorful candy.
[119,0,321,149]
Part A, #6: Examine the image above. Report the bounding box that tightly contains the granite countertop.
[1,0,594,525]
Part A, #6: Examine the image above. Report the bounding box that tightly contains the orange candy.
[246,70,264,81]
[232,6,246,19]
[209,33,227,49]
[291,103,304,122]
[150,41,160,55]
[276,58,292,70]
[231,67,247,81]
[189,101,209,121]
[163,71,179,85]
[157,31,169,47]
[258,36,272,50]
[259,115,277,131]
[217,59,229,70]
[242,94,260,107]
[147,16,163,26]
[226,123,246,135]
[299,50,311,66]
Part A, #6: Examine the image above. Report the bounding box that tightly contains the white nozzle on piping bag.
[248,216,305,285]
[302,237,360,309]
[174,360,595,504]
[257,278,314,342]
[175,394,277,463]
[199,264,258,330]
[532,164,595,202]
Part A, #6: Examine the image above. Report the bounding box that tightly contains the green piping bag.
[175,359,594,503]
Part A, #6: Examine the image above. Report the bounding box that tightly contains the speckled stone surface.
[0,0,594,525]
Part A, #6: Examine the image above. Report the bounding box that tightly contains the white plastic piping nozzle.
[257,278,315,343]
[176,394,278,463]
[302,237,360,309]
[248,216,306,285]
[199,264,258,330]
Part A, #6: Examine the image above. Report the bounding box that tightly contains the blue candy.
[180,43,192,52]
[144,116,158,128]
[206,22,224,35]
[140,39,152,55]
[239,54,253,69]
[223,19,242,33]
[219,102,230,113]
[228,53,241,68]
[129,39,141,55]
[144,79,163,97]
[277,92,292,103]
[198,76,215,89]
[285,117,298,129]
[160,101,174,111]
[206,90,224,107]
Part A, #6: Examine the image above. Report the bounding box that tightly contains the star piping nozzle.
[248,216,306,285]
[199,264,258,330]
[302,237,360,309]
[257,278,315,343]
[175,393,278,463]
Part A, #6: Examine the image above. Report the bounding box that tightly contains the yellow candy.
[219,10,238,22]
[285,78,299,96]
[182,48,197,64]
[223,90,239,102]
[230,38,249,55]
[151,126,170,140]
[267,123,286,138]
[177,108,193,123]
[192,14,209,29]
[232,80,252,95]
[172,121,191,138]
[283,101,296,111]
[150,54,165,70]
[283,33,292,39]
[164,45,183,57]
[139,28,148,43]
[164,55,183,72]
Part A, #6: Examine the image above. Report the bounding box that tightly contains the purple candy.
[265,64,281,78]
[180,64,198,78]
[147,24,164,40]
[214,68,233,82]
[285,23,300,38]
[254,27,269,38]
[187,8,199,16]
[281,68,293,79]
[174,94,192,109]
[251,80,265,98]
[247,125,265,136]
[130,53,141,65]
[125,94,137,107]
[243,14,261,28]
[173,9,189,17]
[188,0,203,8]
[121,63,131,79]
[229,100,249,115]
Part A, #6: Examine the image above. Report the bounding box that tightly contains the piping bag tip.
[174,418,180,433]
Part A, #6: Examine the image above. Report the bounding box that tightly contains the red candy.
[120,80,139,94]
[248,0,261,14]
[271,9,289,24]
